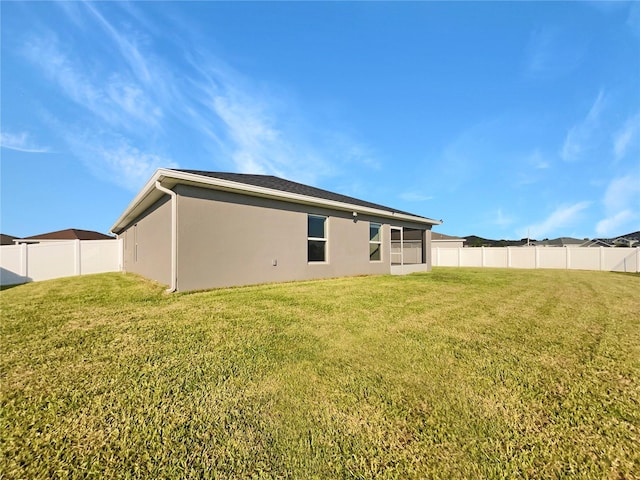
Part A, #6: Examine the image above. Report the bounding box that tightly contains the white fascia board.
[111,169,442,233]
[110,170,167,234]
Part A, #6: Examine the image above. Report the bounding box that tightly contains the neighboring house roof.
[17,229,114,242]
[111,168,442,234]
[531,237,586,247]
[612,237,639,247]
[581,239,613,248]
[432,232,466,242]
[586,230,639,248]
[0,234,18,245]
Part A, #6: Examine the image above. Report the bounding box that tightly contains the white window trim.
[369,222,382,263]
[308,215,328,264]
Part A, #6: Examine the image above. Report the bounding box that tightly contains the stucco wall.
[121,197,172,285]
[174,185,401,291]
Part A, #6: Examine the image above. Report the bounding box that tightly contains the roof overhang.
[110,169,442,234]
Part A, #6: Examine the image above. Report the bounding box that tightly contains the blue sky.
[2,1,639,240]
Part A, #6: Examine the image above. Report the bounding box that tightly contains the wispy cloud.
[191,66,335,185]
[399,191,433,202]
[561,90,606,162]
[613,113,640,161]
[22,33,162,131]
[595,173,640,236]
[182,49,373,185]
[0,131,50,153]
[60,128,178,191]
[515,150,551,186]
[524,27,585,79]
[15,2,376,192]
[493,209,515,228]
[521,201,591,239]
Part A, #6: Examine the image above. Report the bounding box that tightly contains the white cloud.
[596,210,635,237]
[23,34,161,130]
[0,131,49,153]
[515,150,551,186]
[63,131,178,192]
[17,3,377,192]
[399,192,433,202]
[83,2,153,86]
[613,113,640,160]
[528,150,550,170]
[210,91,329,184]
[595,173,640,236]
[183,54,362,186]
[524,27,585,79]
[522,201,591,239]
[493,209,515,227]
[98,143,178,191]
[603,174,640,211]
[561,90,606,162]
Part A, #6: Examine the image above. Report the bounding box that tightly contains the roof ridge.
[171,169,436,220]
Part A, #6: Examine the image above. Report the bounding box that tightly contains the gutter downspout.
[155,181,177,293]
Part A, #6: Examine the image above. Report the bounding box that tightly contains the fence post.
[535,247,540,269]
[566,247,570,270]
[507,247,511,268]
[481,246,485,267]
[20,243,28,279]
[599,246,604,271]
[75,239,81,276]
[119,238,124,272]
[458,247,462,267]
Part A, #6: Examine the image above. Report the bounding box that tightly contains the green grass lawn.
[1,268,639,479]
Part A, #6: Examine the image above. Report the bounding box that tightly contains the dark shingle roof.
[0,234,18,245]
[20,229,114,241]
[173,169,430,219]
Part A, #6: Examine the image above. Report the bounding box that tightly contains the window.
[308,215,327,262]
[369,223,382,261]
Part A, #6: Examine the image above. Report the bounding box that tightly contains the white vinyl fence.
[0,239,122,286]
[432,246,640,273]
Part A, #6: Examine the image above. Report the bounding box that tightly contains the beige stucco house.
[431,232,466,248]
[110,169,442,292]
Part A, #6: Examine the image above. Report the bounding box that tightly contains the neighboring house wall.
[121,197,172,286]
[432,239,465,248]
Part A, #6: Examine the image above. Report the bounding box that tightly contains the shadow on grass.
[0,283,28,291]
[608,271,640,278]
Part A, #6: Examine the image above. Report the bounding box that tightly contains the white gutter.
[154,181,178,293]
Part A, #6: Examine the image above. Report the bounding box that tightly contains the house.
[15,228,114,244]
[110,169,442,292]
[529,237,587,247]
[611,232,639,248]
[0,234,18,246]
[431,232,466,248]
[580,238,614,248]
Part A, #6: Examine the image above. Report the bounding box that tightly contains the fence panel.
[460,248,483,267]
[432,246,639,273]
[27,242,76,281]
[603,248,639,272]
[0,245,28,285]
[80,240,121,275]
[484,248,508,268]
[0,239,122,286]
[509,248,536,269]
[537,248,566,269]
